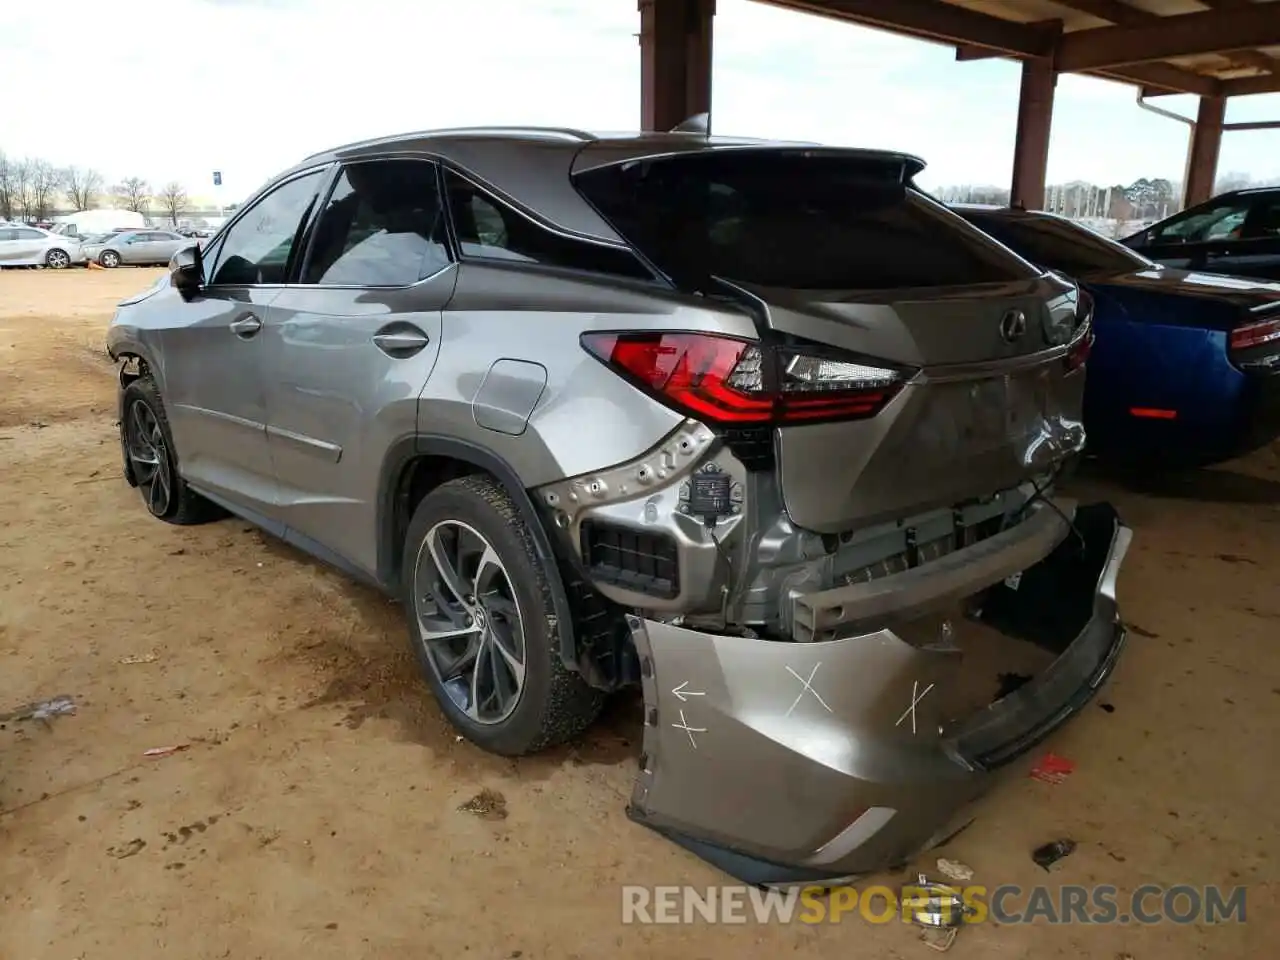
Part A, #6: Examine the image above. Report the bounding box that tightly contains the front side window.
[573,150,1038,291]
[208,169,325,286]
[302,159,448,286]
[442,169,652,280]
[961,213,1153,277]
[1153,199,1251,244]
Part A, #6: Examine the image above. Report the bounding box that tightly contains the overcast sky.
[2,0,1278,199]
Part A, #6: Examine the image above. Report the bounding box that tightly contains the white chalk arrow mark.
[671,709,707,749]
[671,681,705,702]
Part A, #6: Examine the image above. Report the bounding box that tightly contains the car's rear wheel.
[100,250,121,268]
[120,377,226,525]
[45,248,71,269]
[403,474,604,755]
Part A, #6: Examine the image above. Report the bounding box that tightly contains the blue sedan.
[955,206,1280,468]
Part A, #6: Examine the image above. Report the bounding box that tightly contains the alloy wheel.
[413,520,527,725]
[46,250,70,269]
[124,399,172,517]
[101,251,120,268]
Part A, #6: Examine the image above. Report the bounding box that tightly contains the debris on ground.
[1099,702,1116,713]
[920,926,959,952]
[0,695,76,723]
[458,788,508,820]
[106,838,146,859]
[901,874,974,928]
[143,744,190,759]
[1032,838,1077,871]
[118,652,158,665]
[936,857,974,882]
[1029,752,1076,784]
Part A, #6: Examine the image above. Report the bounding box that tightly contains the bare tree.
[28,159,61,220]
[113,176,151,214]
[1215,171,1253,194]
[13,160,33,220]
[64,166,105,211]
[160,181,189,226]
[0,151,15,220]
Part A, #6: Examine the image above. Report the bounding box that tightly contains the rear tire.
[402,474,604,755]
[120,377,226,525]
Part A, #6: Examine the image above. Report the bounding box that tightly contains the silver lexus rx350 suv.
[107,127,1131,886]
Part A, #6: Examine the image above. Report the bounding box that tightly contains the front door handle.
[230,314,262,338]
[373,326,430,357]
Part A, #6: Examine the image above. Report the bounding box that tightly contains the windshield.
[961,212,1154,277]
[573,150,1039,291]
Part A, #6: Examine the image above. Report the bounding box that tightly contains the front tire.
[402,474,604,755]
[100,249,121,268]
[45,248,71,269]
[120,377,225,525]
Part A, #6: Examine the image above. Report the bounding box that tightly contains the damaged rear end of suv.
[536,143,1129,885]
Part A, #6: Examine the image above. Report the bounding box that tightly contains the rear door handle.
[230,314,262,338]
[373,326,430,357]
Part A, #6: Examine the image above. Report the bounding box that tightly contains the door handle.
[230,314,262,338]
[373,327,430,357]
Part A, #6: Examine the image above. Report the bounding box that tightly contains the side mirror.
[169,245,202,298]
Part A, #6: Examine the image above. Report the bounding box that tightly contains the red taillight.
[1230,316,1280,351]
[581,332,904,425]
[1064,327,1093,373]
[1063,288,1094,373]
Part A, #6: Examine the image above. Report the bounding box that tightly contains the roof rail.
[301,126,597,162]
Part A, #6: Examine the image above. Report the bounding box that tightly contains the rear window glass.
[573,150,1038,291]
[962,212,1154,277]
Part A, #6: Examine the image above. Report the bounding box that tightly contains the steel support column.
[639,0,715,132]
[1010,57,1056,210]
[1183,95,1225,208]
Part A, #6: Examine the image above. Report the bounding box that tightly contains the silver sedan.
[85,229,195,268]
[0,225,85,268]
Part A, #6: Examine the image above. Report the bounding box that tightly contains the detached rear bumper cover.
[627,502,1132,885]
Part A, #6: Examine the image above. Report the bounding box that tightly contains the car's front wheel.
[45,248,71,269]
[402,474,604,755]
[99,250,121,268]
[120,377,226,525]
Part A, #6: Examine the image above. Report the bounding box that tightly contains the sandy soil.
[1,267,1277,958]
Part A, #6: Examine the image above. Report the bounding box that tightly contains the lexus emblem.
[999,309,1028,343]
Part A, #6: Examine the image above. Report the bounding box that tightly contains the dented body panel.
[627,507,1131,884]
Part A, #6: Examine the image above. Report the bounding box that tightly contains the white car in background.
[0,225,84,269]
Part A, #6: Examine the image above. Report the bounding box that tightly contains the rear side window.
[573,150,1038,291]
[302,159,449,286]
[442,169,652,280]
[962,212,1152,276]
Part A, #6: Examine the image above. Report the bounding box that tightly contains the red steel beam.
[1183,95,1226,207]
[639,0,715,132]
[1010,58,1057,210]
[753,0,1054,56]
[1056,5,1280,72]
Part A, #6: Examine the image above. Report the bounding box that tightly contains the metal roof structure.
[756,0,1280,98]
[638,0,1280,212]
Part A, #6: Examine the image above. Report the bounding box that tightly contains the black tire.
[119,376,226,525]
[402,474,604,755]
[99,249,121,268]
[45,248,72,269]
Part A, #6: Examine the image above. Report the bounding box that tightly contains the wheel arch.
[378,434,582,675]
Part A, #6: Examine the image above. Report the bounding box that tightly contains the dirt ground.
[1,267,1277,959]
